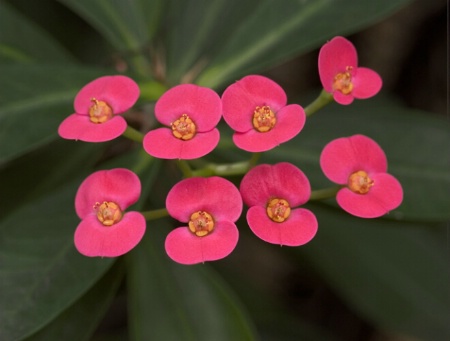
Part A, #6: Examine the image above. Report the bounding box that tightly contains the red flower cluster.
[63,36,402,263]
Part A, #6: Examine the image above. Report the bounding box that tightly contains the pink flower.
[240,162,318,246]
[320,134,403,218]
[318,36,382,105]
[58,75,140,142]
[74,168,146,257]
[221,75,305,152]
[165,176,242,265]
[143,84,221,159]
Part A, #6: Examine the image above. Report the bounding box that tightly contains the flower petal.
[352,67,382,99]
[74,212,146,257]
[336,173,403,218]
[333,91,354,105]
[143,127,220,160]
[247,206,317,246]
[164,221,239,264]
[166,176,242,223]
[58,113,127,142]
[74,75,139,115]
[232,104,305,152]
[318,36,358,92]
[320,134,388,184]
[222,75,287,132]
[240,162,311,207]
[154,84,221,131]
[75,168,141,219]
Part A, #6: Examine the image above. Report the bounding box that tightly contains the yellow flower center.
[89,98,113,124]
[171,114,197,140]
[188,211,215,237]
[252,105,276,132]
[348,170,374,194]
[266,198,291,223]
[333,67,354,95]
[94,201,123,226]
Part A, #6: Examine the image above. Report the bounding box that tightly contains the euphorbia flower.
[221,75,305,152]
[318,36,382,105]
[320,134,403,218]
[143,84,221,159]
[165,176,242,264]
[58,75,140,142]
[74,168,146,257]
[240,162,318,246]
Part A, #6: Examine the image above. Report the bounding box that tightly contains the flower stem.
[309,186,341,201]
[141,208,169,221]
[304,89,334,117]
[177,159,193,178]
[249,152,261,168]
[122,125,144,143]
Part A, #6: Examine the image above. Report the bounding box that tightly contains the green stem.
[131,150,154,175]
[141,208,169,221]
[309,186,341,201]
[304,89,334,117]
[177,159,193,178]
[248,152,261,168]
[122,125,144,143]
[192,160,252,177]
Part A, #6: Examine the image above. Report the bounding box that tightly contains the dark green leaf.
[127,219,257,341]
[24,261,125,341]
[0,1,75,63]
[58,0,163,76]
[158,0,413,87]
[0,140,109,221]
[0,184,115,341]
[0,64,112,163]
[296,204,450,340]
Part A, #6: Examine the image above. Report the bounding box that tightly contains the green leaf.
[0,140,109,221]
[296,204,450,340]
[0,183,115,341]
[261,95,450,222]
[58,0,163,76]
[0,1,75,63]
[0,64,112,163]
[24,261,125,341]
[127,220,257,341]
[159,0,413,87]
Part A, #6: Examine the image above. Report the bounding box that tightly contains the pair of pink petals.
[165,176,242,265]
[143,84,222,159]
[58,76,140,142]
[240,162,318,246]
[320,134,403,218]
[222,75,305,152]
[74,168,145,257]
[319,36,382,105]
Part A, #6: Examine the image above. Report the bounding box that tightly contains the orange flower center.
[348,170,374,194]
[333,67,354,95]
[94,201,123,226]
[188,211,215,237]
[89,98,113,124]
[171,114,197,140]
[252,105,276,132]
[266,198,291,223]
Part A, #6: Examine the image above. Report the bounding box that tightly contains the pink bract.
[320,134,403,218]
[222,75,305,152]
[74,168,145,257]
[240,163,318,246]
[318,36,382,105]
[143,84,222,159]
[164,176,242,265]
[58,75,140,142]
